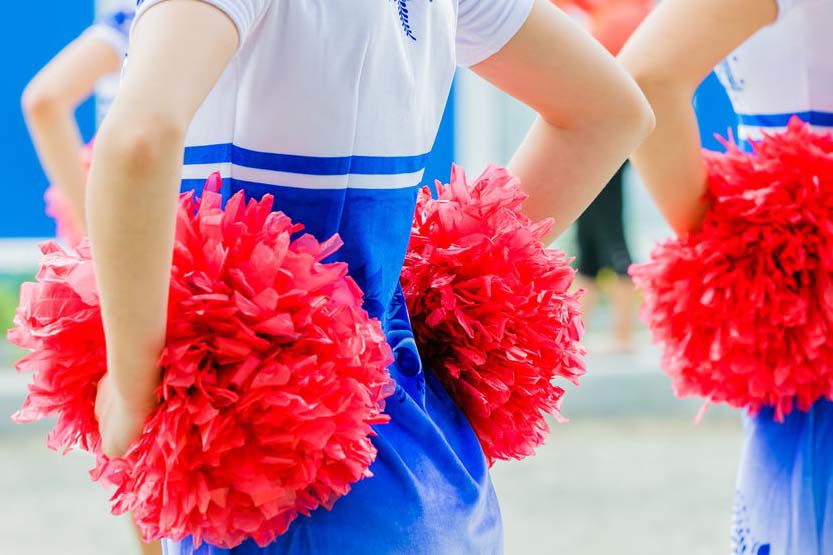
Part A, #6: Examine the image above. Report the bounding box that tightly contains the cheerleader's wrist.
[107,359,162,413]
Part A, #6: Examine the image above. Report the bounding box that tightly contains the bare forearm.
[23,103,88,231]
[617,0,778,235]
[86,117,185,408]
[628,83,709,235]
[510,116,649,241]
[86,0,238,411]
[476,0,654,243]
[87,0,238,457]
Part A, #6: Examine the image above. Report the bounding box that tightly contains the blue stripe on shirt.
[179,176,421,198]
[737,110,833,128]
[183,144,429,176]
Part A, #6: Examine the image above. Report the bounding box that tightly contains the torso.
[183,1,456,191]
[176,1,462,326]
[131,0,533,551]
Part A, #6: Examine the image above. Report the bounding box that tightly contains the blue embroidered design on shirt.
[716,57,746,92]
[731,492,771,555]
[390,0,432,41]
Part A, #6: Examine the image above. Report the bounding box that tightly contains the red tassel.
[632,118,833,421]
[9,173,394,547]
[402,164,586,465]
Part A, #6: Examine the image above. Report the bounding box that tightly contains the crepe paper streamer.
[632,118,833,421]
[402,164,586,465]
[10,172,394,547]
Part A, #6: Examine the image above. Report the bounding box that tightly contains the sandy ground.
[0,315,743,554]
[0,416,741,555]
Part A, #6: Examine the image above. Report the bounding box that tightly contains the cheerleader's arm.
[618,0,778,235]
[88,0,240,458]
[21,32,123,236]
[471,0,655,242]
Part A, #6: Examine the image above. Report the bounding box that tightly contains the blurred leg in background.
[132,519,162,555]
[575,163,635,352]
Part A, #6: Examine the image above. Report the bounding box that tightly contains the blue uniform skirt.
[162,182,503,554]
[732,399,833,554]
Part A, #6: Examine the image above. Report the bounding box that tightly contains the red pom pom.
[10,173,394,547]
[631,118,833,421]
[9,241,103,451]
[402,165,586,465]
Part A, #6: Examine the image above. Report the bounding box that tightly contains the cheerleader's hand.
[95,374,156,458]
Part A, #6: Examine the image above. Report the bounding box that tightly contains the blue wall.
[1,4,96,238]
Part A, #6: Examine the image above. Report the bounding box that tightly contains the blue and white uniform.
[82,6,134,120]
[715,0,833,149]
[130,0,534,553]
[714,1,833,553]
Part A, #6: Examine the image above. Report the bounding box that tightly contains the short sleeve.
[83,9,135,60]
[776,0,811,20]
[135,0,269,45]
[456,0,535,68]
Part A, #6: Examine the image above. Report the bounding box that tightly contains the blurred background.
[0,1,743,554]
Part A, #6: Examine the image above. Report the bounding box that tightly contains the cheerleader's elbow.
[614,78,656,144]
[94,112,186,180]
[21,82,67,122]
[628,68,696,126]
[635,89,656,139]
[560,76,655,146]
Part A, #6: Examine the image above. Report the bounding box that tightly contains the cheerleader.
[22,6,134,244]
[88,0,652,552]
[620,0,833,552]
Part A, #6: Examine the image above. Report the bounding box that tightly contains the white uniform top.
[83,7,134,121]
[134,0,533,191]
[715,0,833,144]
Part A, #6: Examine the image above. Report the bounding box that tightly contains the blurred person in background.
[621,0,833,552]
[21,6,162,555]
[556,0,654,353]
[22,7,132,246]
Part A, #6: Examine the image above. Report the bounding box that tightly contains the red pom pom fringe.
[402,164,586,465]
[10,173,394,547]
[631,118,833,421]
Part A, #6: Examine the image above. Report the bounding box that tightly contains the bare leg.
[574,274,598,318]
[608,274,636,351]
[131,518,163,555]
